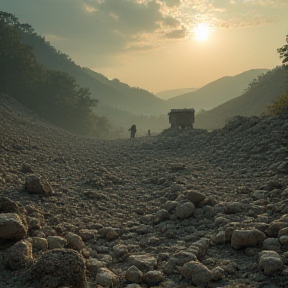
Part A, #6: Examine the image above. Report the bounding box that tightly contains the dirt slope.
[0,94,288,288]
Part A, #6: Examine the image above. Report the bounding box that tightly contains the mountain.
[21,33,168,116]
[194,67,288,130]
[167,69,269,111]
[156,87,198,100]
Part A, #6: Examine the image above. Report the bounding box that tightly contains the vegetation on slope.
[266,35,288,117]
[0,11,110,138]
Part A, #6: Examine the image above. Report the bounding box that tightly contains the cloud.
[0,0,287,68]
[165,26,187,38]
[162,16,181,27]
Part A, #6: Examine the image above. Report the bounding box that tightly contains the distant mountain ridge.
[167,69,269,111]
[194,67,288,130]
[156,87,198,100]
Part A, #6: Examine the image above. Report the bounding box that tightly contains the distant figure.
[129,124,137,140]
[148,129,151,138]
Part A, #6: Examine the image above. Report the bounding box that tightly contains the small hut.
[168,108,195,129]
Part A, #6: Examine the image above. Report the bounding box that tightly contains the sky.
[1,0,288,94]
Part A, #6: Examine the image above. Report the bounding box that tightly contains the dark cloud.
[161,0,181,7]
[165,26,187,38]
[162,16,181,27]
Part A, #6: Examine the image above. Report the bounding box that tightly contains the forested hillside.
[167,69,269,111]
[0,11,110,138]
[195,67,288,130]
[21,31,168,116]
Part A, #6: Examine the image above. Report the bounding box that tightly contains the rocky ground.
[0,93,288,288]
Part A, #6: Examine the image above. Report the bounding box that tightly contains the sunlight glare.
[193,23,210,41]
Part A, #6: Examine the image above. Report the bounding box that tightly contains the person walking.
[129,124,137,140]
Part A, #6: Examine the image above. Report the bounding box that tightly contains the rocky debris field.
[0,93,288,288]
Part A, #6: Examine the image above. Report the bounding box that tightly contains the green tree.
[266,35,288,117]
[0,10,110,138]
[277,34,288,66]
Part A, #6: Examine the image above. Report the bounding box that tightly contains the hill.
[195,67,288,130]
[21,33,168,116]
[156,87,198,100]
[167,69,269,111]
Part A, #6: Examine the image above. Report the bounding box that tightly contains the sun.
[193,23,210,41]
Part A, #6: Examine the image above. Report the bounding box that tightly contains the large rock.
[259,250,283,275]
[181,261,212,288]
[143,270,164,285]
[186,190,206,205]
[5,239,33,270]
[86,258,106,275]
[175,202,195,219]
[65,232,85,251]
[30,249,86,288]
[125,265,143,283]
[162,251,197,274]
[25,175,53,196]
[0,197,23,214]
[0,213,28,240]
[278,227,288,244]
[154,209,170,224]
[47,235,67,249]
[231,229,266,249]
[96,267,119,287]
[127,254,157,272]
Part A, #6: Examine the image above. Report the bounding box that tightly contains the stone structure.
[168,108,195,129]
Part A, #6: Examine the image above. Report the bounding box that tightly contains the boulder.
[162,200,178,213]
[154,209,170,224]
[125,265,143,283]
[31,237,48,252]
[162,251,197,274]
[231,229,266,249]
[127,254,157,272]
[186,190,205,205]
[65,232,85,251]
[113,244,129,261]
[278,227,288,244]
[143,270,164,285]
[0,213,27,240]
[175,202,195,219]
[5,239,33,270]
[47,235,67,249]
[263,238,281,252]
[25,175,53,196]
[259,250,283,275]
[96,267,119,287]
[86,258,106,275]
[181,261,212,288]
[30,248,86,288]
[211,266,224,281]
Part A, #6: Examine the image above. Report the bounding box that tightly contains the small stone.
[154,209,170,224]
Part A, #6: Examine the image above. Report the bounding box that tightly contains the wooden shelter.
[168,108,195,129]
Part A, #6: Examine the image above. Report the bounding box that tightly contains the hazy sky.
[1,0,288,93]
